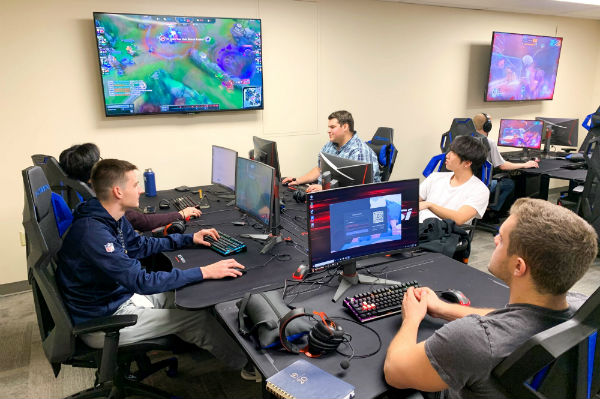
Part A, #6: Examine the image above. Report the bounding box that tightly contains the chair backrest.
[31,154,94,210]
[579,137,600,241]
[366,127,397,182]
[492,286,600,399]
[23,166,76,374]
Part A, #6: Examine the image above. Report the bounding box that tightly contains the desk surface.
[215,252,510,399]
[140,185,311,309]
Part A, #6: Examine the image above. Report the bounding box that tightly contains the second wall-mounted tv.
[93,12,263,116]
[485,31,562,102]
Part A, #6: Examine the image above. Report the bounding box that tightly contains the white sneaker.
[240,365,262,382]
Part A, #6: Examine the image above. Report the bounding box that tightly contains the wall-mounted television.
[93,12,263,116]
[485,32,562,102]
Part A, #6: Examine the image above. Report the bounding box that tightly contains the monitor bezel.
[211,145,238,193]
[306,179,420,272]
[93,11,264,117]
[235,157,275,229]
[484,31,563,103]
[497,119,544,150]
[535,117,579,148]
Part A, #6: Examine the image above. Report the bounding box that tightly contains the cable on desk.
[329,316,382,361]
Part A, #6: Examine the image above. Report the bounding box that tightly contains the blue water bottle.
[144,168,157,197]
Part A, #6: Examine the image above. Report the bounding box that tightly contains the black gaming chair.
[367,127,397,182]
[576,136,600,243]
[31,154,94,210]
[22,165,186,399]
[492,287,600,398]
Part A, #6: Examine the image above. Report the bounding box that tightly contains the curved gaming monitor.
[319,152,373,189]
[93,12,263,116]
[252,136,281,180]
[211,145,237,193]
[535,117,579,148]
[498,119,543,150]
[485,32,562,102]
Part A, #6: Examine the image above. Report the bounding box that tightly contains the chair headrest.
[27,167,52,222]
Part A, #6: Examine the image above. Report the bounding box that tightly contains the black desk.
[215,252,510,399]
[499,153,587,201]
[139,185,311,309]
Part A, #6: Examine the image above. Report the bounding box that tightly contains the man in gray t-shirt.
[383,198,597,399]
[473,113,538,215]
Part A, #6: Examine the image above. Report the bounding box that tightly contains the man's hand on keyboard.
[200,259,245,279]
[193,228,220,246]
[402,287,428,324]
[414,287,445,319]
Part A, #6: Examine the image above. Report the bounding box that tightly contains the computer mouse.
[292,264,310,280]
[439,289,470,306]
[223,268,247,280]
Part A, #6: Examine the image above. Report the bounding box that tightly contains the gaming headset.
[278,308,345,356]
[482,113,493,134]
[151,219,186,237]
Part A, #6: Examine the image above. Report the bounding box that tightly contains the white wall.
[2,0,600,284]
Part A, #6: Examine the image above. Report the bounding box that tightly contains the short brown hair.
[91,159,137,201]
[328,110,354,133]
[473,113,487,131]
[508,198,598,295]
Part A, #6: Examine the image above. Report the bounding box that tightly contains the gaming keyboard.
[172,195,207,210]
[343,281,420,323]
[204,231,247,256]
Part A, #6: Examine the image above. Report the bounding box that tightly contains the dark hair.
[448,135,487,174]
[328,110,354,133]
[508,198,598,295]
[91,159,137,201]
[59,143,101,182]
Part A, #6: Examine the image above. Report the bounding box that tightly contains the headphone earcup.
[166,220,186,234]
[482,113,492,133]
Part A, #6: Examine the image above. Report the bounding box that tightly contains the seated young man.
[56,159,256,379]
[419,135,489,225]
[384,198,598,398]
[282,110,380,193]
[59,143,200,231]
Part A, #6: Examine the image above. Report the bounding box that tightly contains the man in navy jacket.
[57,159,249,373]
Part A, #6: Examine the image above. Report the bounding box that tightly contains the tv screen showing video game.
[497,119,544,149]
[93,12,263,116]
[485,32,562,102]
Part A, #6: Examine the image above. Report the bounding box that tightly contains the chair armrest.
[573,185,584,194]
[492,172,509,180]
[73,314,138,336]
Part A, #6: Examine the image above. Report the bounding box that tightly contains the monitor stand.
[332,261,404,302]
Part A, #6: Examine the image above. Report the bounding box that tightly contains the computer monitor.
[535,117,579,148]
[497,119,543,160]
[211,146,237,193]
[253,136,281,180]
[307,179,419,301]
[235,157,282,253]
[319,152,373,189]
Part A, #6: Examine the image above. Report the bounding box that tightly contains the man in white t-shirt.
[420,135,490,225]
[473,113,538,219]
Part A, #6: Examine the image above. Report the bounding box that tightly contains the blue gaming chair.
[367,127,398,182]
[492,286,600,399]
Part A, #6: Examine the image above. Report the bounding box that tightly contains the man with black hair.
[473,113,538,219]
[56,159,258,380]
[282,110,380,193]
[384,198,598,398]
[59,143,200,231]
[419,135,489,225]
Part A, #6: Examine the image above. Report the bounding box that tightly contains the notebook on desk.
[266,359,355,399]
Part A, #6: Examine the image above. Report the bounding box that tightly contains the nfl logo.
[104,242,115,253]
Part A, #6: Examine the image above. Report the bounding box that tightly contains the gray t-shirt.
[424,302,580,399]
[487,137,506,168]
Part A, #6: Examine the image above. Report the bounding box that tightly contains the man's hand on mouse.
[282,176,298,186]
[523,160,539,169]
[200,259,245,279]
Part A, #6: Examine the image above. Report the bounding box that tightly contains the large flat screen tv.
[485,32,562,102]
[93,12,263,116]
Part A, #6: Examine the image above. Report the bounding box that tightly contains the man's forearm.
[297,166,320,184]
[431,303,495,321]
[386,319,420,361]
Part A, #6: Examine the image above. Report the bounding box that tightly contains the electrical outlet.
[19,232,26,247]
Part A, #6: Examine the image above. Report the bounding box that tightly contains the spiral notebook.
[266,359,355,399]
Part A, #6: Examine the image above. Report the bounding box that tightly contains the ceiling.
[379,0,600,20]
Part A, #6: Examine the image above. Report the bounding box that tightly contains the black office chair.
[31,154,94,211]
[575,136,600,243]
[492,286,600,398]
[367,127,397,182]
[23,165,186,399]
